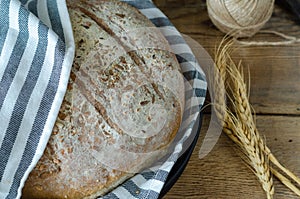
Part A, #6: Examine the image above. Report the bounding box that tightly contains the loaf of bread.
[22,0,184,198]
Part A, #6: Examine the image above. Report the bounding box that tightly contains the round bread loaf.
[22,0,184,198]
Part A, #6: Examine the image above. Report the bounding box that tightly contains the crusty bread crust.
[22,1,184,198]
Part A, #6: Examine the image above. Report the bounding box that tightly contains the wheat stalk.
[226,54,300,197]
[270,167,300,196]
[223,42,300,197]
[212,38,274,199]
[226,54,274,199]
[211,38,300,198]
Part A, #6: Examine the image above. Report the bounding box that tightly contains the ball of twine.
[207,0,275,38]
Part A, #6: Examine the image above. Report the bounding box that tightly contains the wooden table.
[153,0,300,198]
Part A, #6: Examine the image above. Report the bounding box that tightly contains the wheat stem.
[268,150,300,186]
[270,167,300,197]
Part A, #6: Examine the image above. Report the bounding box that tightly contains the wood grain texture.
[152,0,300,198]
[165,114,300,199]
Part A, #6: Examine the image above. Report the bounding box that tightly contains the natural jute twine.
[207,0,275,38]
[207,0,300,45]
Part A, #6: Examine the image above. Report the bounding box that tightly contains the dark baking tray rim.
[159,112,203,198]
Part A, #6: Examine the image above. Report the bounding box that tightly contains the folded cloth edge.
[17,1,75,198]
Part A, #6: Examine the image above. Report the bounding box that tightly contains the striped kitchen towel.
[0,0,75,198]
[0,0,206,199]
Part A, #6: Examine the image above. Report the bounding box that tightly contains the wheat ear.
[213,38,300,198]
[225,54,274,199]
[224,42,300,196]
[212,39,274,199]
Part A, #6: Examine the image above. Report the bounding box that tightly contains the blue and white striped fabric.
[0,0,206,199]
[0,0,74,198]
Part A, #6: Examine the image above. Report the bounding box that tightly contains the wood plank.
[196,41,300,115]
[153,0,300,115]
[163,114,300,199]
